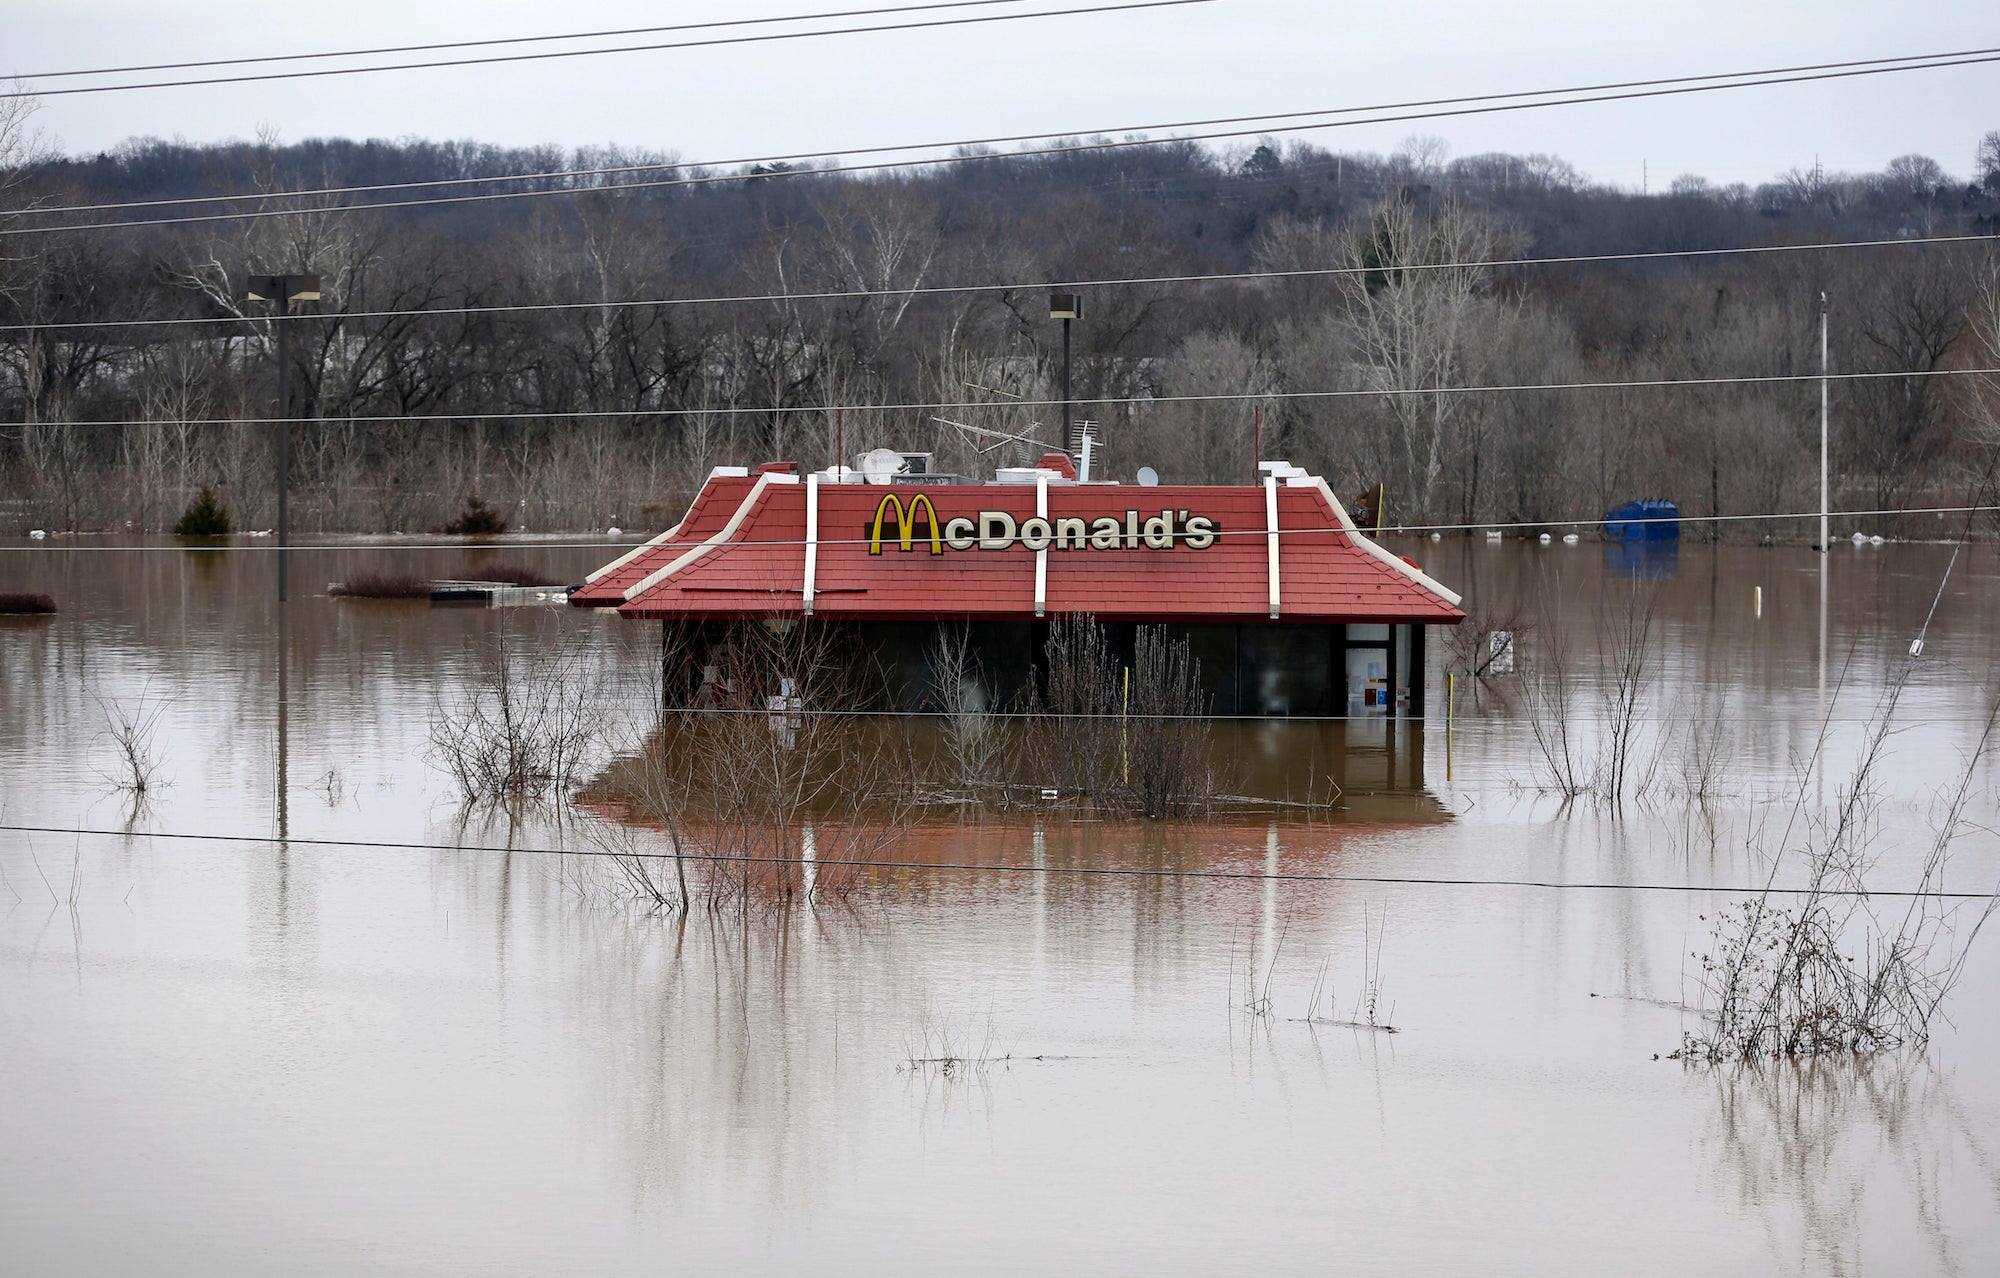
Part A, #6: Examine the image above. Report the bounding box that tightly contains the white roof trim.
[1305,476,1464,609]
[582,518,684,585]
[622,472,782,604]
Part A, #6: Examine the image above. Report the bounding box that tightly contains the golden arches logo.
[867,491,944,555]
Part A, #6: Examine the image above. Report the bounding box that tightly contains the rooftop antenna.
[930,416,1047,456]
[1136,466,1160,487]
[962,380,1025,400]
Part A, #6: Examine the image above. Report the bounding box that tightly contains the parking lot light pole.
[246,273,320,603]
[1049,292,1081,459]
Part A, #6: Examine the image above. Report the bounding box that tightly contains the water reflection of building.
[571,455,1464,717]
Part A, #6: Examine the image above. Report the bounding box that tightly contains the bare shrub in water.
[1518,575,1662,806]
[930,623,1007,801]
[901,1004,1005,1075]
[1519,611,1590,800]
[1124,625,1214,819]
[1027,613,1122,798]
[95,691,168,794]
[1677,661,2000,1062]
[1024,615,1216,818]
[1302,905,1398,1033]
[429,622,608,804]
[1596,580,1661,801]
[1441,601,1532,717]
[1664,696,1735,807]
[602,621,916,910]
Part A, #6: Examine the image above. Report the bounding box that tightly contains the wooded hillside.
[4,124,1999,537]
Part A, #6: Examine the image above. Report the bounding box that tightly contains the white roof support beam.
[1265,476,1281,619]
[1034,472,1049,618]
[802,473,820,617]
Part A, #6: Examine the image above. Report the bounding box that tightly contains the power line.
[15,43,1997,220]
[9,0,1051,81]
[1,822,1991,898]
[8,50,2000,235]
[0,0,1221,100]
[6,365,1998,429]
[6,505,1997,554]
[5,229,1994,335]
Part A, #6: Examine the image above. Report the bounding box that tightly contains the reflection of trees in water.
[566,904,915,1219]
[547,817,1299,1215]
[1701,1059,2000,1274]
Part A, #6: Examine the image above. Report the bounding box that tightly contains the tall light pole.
[1819,292,1830,554]
[246,272,320,603]
[1817,292,1830,802]
[1049,292,1081,458]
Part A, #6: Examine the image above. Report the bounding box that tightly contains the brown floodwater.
[4,534,2000,1275]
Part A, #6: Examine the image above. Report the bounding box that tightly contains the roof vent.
[1035,452,1077,480]
[996,466,1061,485]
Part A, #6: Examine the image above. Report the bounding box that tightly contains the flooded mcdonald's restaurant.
[569,449,1464,734]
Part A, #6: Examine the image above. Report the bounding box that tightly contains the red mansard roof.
[567,472,758,607]
[573,463,1464,625]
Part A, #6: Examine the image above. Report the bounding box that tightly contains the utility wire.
[6,505,1997,554]
[1,822,1991,899]
[9,0,1052,80]
[0,0,1220,99]
[13,43,1995,219]
[7,365,1999,430]
[5,229,1994,335]
[7,50,1999,234]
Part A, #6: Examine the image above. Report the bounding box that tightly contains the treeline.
[3,121,1999,537]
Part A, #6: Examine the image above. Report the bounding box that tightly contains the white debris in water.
[28,529,46,540]
[607,526,622,536]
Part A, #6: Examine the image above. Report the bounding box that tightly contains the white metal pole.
[1819,293,1829,553]
[1817,293,1829,802]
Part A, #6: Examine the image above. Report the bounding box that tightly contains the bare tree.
[1149,330,1272,483]
[1334,197,1513,520]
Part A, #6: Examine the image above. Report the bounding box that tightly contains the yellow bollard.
[1121,666,1131,784]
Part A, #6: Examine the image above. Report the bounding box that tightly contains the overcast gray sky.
[7,0,1998,188]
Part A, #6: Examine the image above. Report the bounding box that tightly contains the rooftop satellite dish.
[1136,466,1160,487]
[859,447,905,486]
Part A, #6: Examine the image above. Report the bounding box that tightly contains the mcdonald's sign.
[867,491,944,555]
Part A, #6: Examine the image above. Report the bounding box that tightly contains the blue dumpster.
[1604,500,1680,541]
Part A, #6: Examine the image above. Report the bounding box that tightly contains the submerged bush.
[330,571,431,599]
[172,486,232,537]
[437,494,508,537]
[0,591,58,614]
